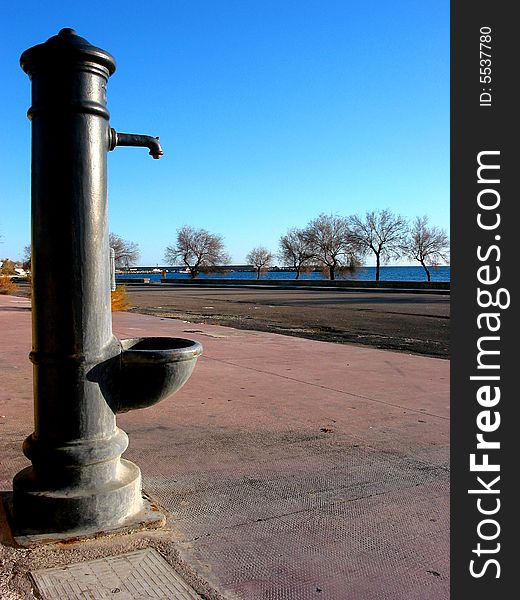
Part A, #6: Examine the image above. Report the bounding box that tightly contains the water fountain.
[12,28,202,541]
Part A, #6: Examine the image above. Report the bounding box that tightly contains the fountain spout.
[109,128,163,159]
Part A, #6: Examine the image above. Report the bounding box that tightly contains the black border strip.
[451,2,516,597]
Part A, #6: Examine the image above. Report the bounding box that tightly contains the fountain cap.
[20,28,116,76]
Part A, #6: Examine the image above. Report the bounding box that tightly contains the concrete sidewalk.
[0,294,449,599]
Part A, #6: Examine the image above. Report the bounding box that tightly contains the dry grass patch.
[0,276,17,295]
[111,285,130,311]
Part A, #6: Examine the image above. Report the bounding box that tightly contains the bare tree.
[279,228,314,279]
[246,246,274,280]
[304,214,359,281]
[22,245,32,272]
[165,225,230,279]
[109,233,140,269]
[404,216,449,282]
[348,209,408,281]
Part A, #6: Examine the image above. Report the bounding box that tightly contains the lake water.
[117,265,450,283]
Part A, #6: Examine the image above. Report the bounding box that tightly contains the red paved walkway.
[0,294,449,599]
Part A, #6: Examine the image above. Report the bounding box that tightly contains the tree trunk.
[295,267,300,280]
[375,253,381,281]
[256,267,261,280]
[420,260,431,282]
[329,264,335,280]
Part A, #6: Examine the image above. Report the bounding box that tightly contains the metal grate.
[31,548,201,599]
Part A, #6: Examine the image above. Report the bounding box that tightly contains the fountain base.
[9,459,166,546]
[6,462,166,547]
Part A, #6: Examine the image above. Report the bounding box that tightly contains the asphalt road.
[124,285,450,358]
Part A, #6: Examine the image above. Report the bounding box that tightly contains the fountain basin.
[118,337,202,412]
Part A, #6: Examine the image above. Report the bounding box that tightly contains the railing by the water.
[155,278,450,291]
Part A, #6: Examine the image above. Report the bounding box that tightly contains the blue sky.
[0,0,449,265]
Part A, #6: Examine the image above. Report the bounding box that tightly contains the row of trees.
[162,211,449,281]
[8,211,449,282]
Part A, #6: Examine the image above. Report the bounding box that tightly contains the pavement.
[124,284,451,358]
[0,293,449,599]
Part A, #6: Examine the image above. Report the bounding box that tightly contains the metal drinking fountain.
[12,28,202,539]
